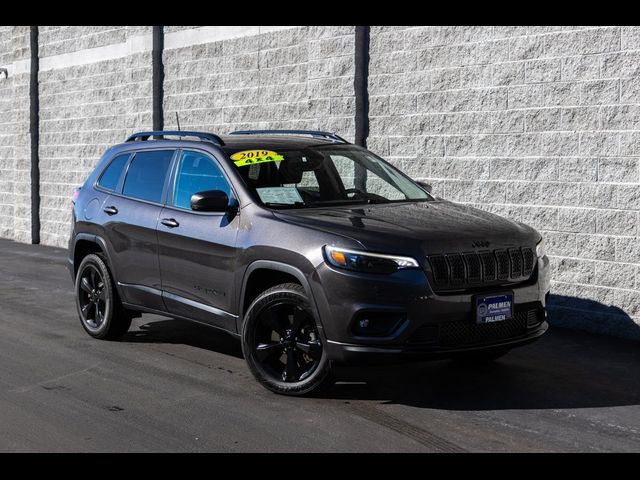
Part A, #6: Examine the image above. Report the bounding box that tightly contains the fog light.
[352,312,406,337]
[358,319,370,329]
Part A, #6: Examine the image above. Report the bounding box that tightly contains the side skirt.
[121,301,241,340]
[118,282,240,339]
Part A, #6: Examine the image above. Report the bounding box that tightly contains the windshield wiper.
[264,202,306,209]
[308,199,365,207]
[364,197,391,204]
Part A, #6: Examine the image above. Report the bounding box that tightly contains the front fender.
[236,259,322,332]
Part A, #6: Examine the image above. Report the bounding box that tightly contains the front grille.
[427,247,535,292]
[464,253,481,283]
[407,308,541,348]
[496,250,510,280]
[407,324,438,344]
[509,248,523,278]
[522,248,535,276]
[480,251,497,281]
[448,254,464,284]
[430,255,448,285]
[439,312,527,347]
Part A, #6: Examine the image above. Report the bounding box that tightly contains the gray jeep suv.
[68,130,550,395]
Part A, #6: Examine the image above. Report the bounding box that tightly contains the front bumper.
[325,321,548,364]
[310,255,551,363]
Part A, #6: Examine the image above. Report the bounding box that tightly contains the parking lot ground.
[1,238,639,452]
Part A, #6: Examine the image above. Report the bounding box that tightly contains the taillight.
[72,187,81,204]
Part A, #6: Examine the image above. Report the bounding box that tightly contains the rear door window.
[122,150,175,204]
[98,153,130,191]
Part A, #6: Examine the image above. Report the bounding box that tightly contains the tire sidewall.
[241,284,330,396]
[75,254,114,339]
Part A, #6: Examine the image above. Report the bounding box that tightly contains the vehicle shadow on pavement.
[323,294,640,410]
[121,317,244,359]
[118,297,640,411]
[326,325,640,410]
[547,294,640,341]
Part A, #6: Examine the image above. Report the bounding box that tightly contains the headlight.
[324,246,419,274]
[536,238,546,258]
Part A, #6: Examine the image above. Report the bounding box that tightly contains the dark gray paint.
[157,205,240,329]
[100,194,165,310]
[68,134,550,361]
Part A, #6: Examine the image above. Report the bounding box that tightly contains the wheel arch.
[237,260,322,334]
[71,234,124,299]
[72,234,111,274]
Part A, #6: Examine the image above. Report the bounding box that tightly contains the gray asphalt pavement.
[1,238,639,452]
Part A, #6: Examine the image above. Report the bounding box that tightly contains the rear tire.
[75,254,132,340]
[241,283,333,396]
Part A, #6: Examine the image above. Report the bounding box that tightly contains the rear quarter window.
[98,154,130,191]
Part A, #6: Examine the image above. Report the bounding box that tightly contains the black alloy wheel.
[242,283,332,396]
[254,302,323,383]
[78,264,107,331]
[75,254,132,340]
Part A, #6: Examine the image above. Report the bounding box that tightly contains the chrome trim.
[118,282,238,320]
[326,339,355,346]
[117,282,163,297]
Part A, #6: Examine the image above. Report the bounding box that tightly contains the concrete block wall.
[0,26,31,244]
[1,26,355,247]
[37,26,154,246]
[163,26,355,138]
[368,26,640,338]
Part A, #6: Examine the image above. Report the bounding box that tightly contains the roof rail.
[125,131,225,146]
[229,129,349,144]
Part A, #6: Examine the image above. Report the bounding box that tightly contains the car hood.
[273,200,540,255]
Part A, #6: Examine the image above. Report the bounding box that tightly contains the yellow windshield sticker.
[231,150,284,167]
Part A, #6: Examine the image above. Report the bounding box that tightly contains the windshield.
[226,144,432,209]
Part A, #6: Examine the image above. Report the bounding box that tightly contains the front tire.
[241,283,332,396]
[75,254,132,340]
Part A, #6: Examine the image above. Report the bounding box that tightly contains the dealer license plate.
[476,294,513,324]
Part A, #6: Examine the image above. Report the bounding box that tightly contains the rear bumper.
[325,321,548,364]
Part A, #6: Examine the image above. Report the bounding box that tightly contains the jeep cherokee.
[68,129,550,396]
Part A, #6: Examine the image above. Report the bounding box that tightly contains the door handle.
[103,206,118,216]
[161,218,179,228]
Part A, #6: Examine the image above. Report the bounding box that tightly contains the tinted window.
[228,145,430,209]
[122,150,174,203]
[173,151,231,210]
[98,154,129,191]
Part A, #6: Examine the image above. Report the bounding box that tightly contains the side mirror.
[190,190,232,212]
[416,181,433,194]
